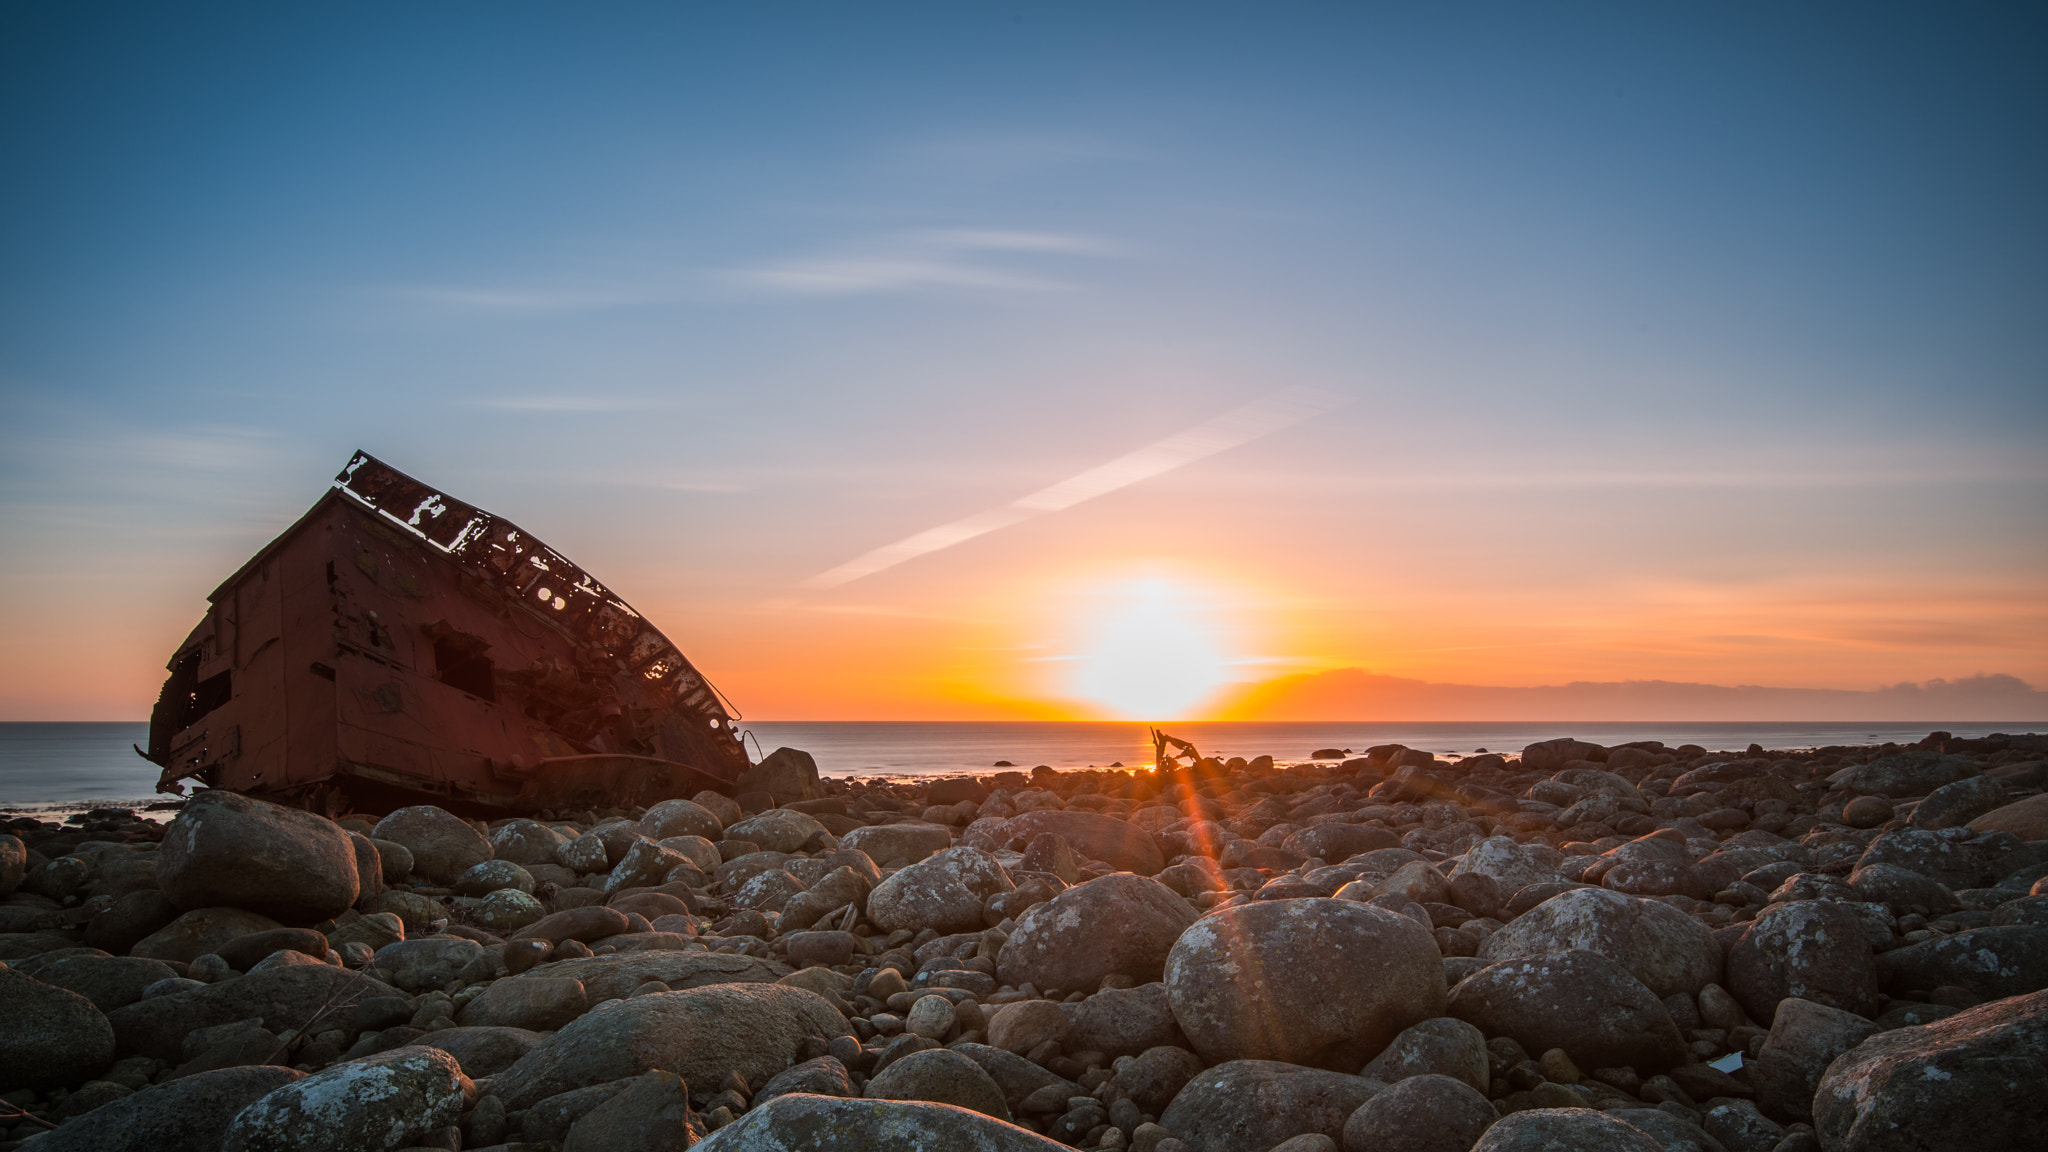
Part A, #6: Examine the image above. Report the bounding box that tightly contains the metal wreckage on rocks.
[140,451,755,816]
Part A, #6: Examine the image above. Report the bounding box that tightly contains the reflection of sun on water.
[1068,577,1235,720]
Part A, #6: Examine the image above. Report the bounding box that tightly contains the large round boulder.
[220,1045,470,1152]
[1061,981,1184,1058]
[1360,1017,1489,1092]
[1749,997,1879,1125]
[371,806,492,885]
[998,873,1196,994]
[726,809,830,854]
[692,1093,1068,1151]
[1813,987,2048,1152]
[1470,1108,1665,1152]
[1873,925,2048,1002]
[639,799,724,842]
[31,1065,305,1152]
[1447,951,1688,1073]
[1165,898,1445,1069]
[1832,751,1977,799]
[1725,901,1881,1023]
[1450,837,1564,894]
[490,982,853,1109]
[129,907,284,965]
[1158,1060,1384,1152]
[158,790,359,922]
[0,833,24,898]
[0,966,114,1088]
[1342,1073,1497,1152]
[841,822,955,866]
[1002,809,1166,875]
[489,820,568,867]
[866,847,1014,935]
[863,1047,1011,1120]
[1478,886,1720,998]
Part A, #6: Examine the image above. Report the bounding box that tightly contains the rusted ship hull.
[142,451,753,815]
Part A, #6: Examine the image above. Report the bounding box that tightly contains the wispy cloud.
[737,229,1110,297]
[802,386,1345,589]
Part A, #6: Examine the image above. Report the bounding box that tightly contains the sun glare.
[1067,576,1235,720]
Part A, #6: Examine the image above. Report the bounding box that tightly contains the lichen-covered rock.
[1166,899,1445,1069]
[1060,980,1183,1057]
[1749,997,1879,1125]
[1450,837,1563,894]
[417,1025,544,1077]
[490,982,852,1109]
[867,847,1014,935]
[372,936,483,993]
[220,1044,471,1152]
[1813,987,2048,1152]
[489,819,568,866]
[1832,752,1978,799]
[32,954,181,1013]
[457,975,588,1030]
[1342,1073,1496,1152]
[0,965,114,1088]
[132,907,285,965]
[158,790,360,922]
[1283,822,1401,863]
[0,833,25,898]
[1000,809,1166,876]
[1479,886,1720,998]
[371,806,493,885]
[640,798,725,842]
[864,1046,1011,1120]
[841,822,955,866]
[1846,862,1959,914]
[1471,1108,1665,1152]
[106,963,378,1063]
[1448,951,1688,1073]
[1855,826,2028,891]
[691,1092,1068,1150]
[998,873,1195,995]
[1360,1016,1490,1092]
[516,951,787,1002]
[454,859,535,897]
[31,1065,304,1152]
[1725,901,1881,1023]
[734,746,826,802]
[1874,925,2048,1001]
[562,1067,703,1152]
[477,887,545,930]
[1159,1060,1384,1152]
[755,1055,857,1105]
[726,809,830,855]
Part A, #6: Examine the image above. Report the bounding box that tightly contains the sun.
[1066,576,1237,720]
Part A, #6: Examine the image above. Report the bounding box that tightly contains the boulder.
[1813,988,2048,1152]
[1110,1044,1203,1113]
[490,982,852,1109]
[32,954,181,1013]
[1159,1060,1384,1152]
[1833,751,1977,799]
[1968,792,2048,841]
[734,746,825,802]
[1450,837,1563,894]
[418,1025,543,1077]
[562,1067,701,1152]
[1448,951,1688,1073]
[517,951,787,1002]
[514,906,631,945]
[457,975,588,1030]
[1342,1073,1497,1152]
[155,791,358,922]
[0,833,23,897]
[1283,823,1401,863]
[639,799,724,842]
[1846,863,1960,914]
[216,928,329,971]
[454,859,535,897]
[372,937,483,993]
[1856,827,2027,891]
[954,1042,1083,1107]
[841,822,955,866]
[1061,981,1183,1057]
[1478,886,1720,998]
[778,866,872,932]
[1875,925,2048,1001]
[1911,775,2009,830]
[85,890,181,954]
[489,819,568,866]
[132,907,285,965]
[1359,1016,1489,1092]
[370,806,492,885]
[1470,1108,1665,1152]
[726,809,831,855]
[987,998,1068,1055]
[1725,901,1881,1023]
[369,839,413,884]
[0,965,114,1088]
[755,1055,857,1104]
[864,1046,1012,1120]
[1165,899,1445,1069]
[30,1065,304,1152]
[1749,998,1878,1125]
[1002,809,1166,876]
[220,1044,471,1152]
[106,963,379,1063]
[605,838,692,896]
[998,873,1195,994]
[867,847,1014,935]
[691,1093,1068,1151]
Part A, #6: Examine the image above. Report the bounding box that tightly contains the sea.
[1,719,2035,815]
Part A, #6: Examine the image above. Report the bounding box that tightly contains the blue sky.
[2,3,2043,719]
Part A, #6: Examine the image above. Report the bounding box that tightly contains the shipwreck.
[140,451,754,815]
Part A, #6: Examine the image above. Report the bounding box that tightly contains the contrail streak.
[802,386,1343,589]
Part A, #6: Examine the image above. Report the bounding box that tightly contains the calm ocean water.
[1,719,2034,812]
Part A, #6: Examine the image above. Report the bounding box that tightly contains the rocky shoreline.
[2,732,2045,1151]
